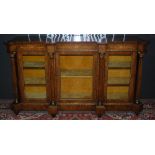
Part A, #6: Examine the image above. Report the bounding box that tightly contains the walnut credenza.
[7,41,147,116]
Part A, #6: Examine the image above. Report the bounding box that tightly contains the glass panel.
[24,86,46,99]
[108,69,131,84]
[108,56,132,68]
[60,56,93,76]
[23,56,45,68]
[107,86,129,100]
[23,69,46,84]
[61,77,93,99]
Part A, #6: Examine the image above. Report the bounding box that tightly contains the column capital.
[10,51,16,58]
[138,51,144,59]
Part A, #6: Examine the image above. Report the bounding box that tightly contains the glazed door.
[103,51,137,103]
[56,51,99,104]
[16,49,50,103]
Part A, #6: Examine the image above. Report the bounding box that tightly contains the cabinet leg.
[48,106,58,117]
[96,106,105,117]
[12,103,22,115]
[132,104,143,115]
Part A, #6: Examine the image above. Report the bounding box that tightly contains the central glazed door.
[55,49,99,110]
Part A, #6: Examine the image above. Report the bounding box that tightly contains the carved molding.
[48,52,54,59]
[47,45,55,59]
[56,43,98,51]
[99,51,106,58]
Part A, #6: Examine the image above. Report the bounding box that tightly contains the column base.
[96,106,106,117]
[48,106,58,117]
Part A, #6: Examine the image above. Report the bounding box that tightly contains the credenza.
[7,41,147,116]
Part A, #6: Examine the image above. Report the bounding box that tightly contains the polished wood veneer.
[7,41,147,116]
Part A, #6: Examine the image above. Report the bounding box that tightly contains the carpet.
[0,99,155,120]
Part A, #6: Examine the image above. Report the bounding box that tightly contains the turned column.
[98,44,106,106]
[95,45,106,117]
[10,51,19,104]
[47,45,58,117]
[47,45,56,106]
[136,50,144,104]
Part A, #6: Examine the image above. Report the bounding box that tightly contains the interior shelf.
[24,84,47,86]
[108,67,131,69]
[108,77,130,85]
[60,76,93,78]
[108,62,131,68]
[61,70,92,76]
[23,62,45,68]
[23,66,45,69]
[107,84,129,86]
[24,77,46,84]
[61,92,92,99]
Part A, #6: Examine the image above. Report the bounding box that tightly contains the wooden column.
[10,51,19,103]
[7,43,23,114]
[98,44,106,105]
[47,45,56,105]
[136,50,144,104]
[47,45,58,116]
[96,45,106,116]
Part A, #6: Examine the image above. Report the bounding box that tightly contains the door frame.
[16,47,50,103]
[103,51,137,103]
[55,51,99,104]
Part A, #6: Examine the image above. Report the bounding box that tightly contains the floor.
[0,99,155,120]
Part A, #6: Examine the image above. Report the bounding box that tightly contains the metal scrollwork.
[27,34,126,43]
[99,51,106,58]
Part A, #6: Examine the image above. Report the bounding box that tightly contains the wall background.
[0,34,155,99]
